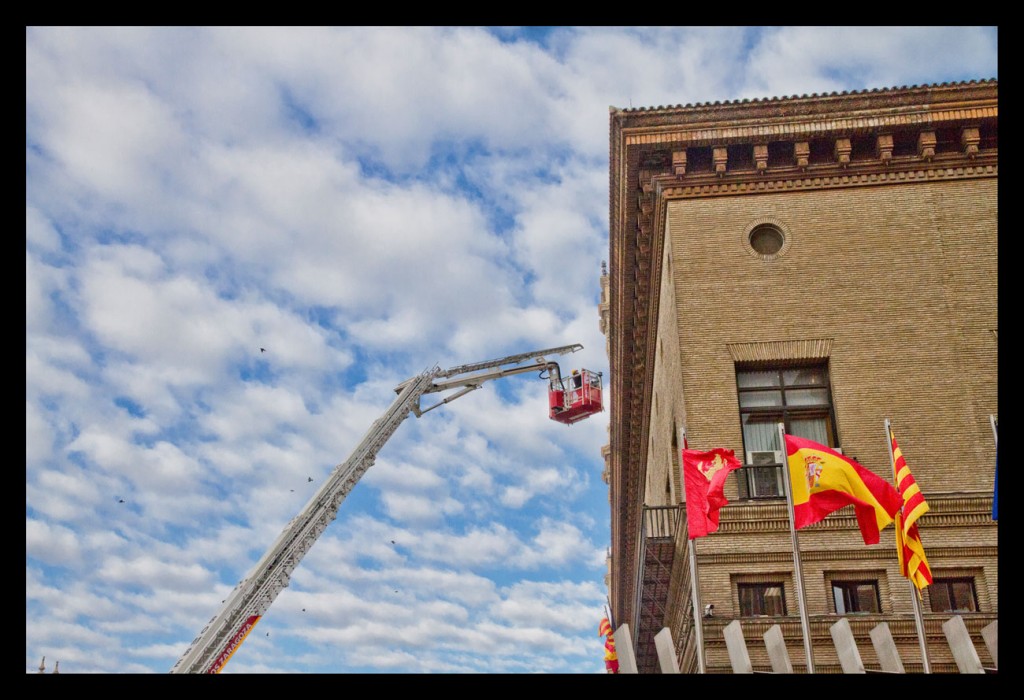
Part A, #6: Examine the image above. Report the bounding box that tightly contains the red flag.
[890,427,933,591]
[682,448,742,539]
[785,434,902,545]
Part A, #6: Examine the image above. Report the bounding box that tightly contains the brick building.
[602,79,998,673]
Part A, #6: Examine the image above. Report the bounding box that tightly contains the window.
[736,363,838,498]
[738,582,787,617]
[832,580,880,614]
[749,224,784,255]
[930,578,979,613]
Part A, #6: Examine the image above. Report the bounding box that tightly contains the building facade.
[603,80,997,673]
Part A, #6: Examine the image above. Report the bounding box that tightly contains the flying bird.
[260,348,266,353]
[307,477,313,482]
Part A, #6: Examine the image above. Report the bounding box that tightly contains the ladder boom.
[171,343,584,673]
[170,370,438,673]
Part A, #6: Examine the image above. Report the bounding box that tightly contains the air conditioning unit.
[745,450,785,498]
[746,450,784,466]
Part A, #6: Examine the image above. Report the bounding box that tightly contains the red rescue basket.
[549,369,603,424]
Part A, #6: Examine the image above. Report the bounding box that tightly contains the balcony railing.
[734,463,787,500]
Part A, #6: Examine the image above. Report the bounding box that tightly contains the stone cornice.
[621,104,998,148]
[610,79,997,132]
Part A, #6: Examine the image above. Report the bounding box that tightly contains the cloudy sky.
[26,27,997,674]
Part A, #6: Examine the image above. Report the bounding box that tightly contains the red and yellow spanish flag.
[599,616,619,673]
[890,427,933,592]
[785,433,902,545]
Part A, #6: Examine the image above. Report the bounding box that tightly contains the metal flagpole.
[682,428,707,673]
[688,537,706,673]
[777,423,814,673]
[885,418,931,674]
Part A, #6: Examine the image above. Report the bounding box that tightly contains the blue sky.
[26,27,997,674]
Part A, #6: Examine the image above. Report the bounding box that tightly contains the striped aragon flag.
[890,427,933,592]
[785,433,902,545]
[599,617,618,673]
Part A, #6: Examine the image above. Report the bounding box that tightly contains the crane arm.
[171,344,582,673]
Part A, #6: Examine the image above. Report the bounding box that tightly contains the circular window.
[749,225,784,255]
[743,217,793,260]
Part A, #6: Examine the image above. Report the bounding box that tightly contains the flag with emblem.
[785,433,902,545]
[682,447,743,539]
[599,616,618,673]
[888,425,933,592]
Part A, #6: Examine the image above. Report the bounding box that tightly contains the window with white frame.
[736,363,838,498]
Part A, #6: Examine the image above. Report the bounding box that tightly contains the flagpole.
[885,418,931,674]
[688,538,706,673]
[777,423,814,673]
[682,428,707,673]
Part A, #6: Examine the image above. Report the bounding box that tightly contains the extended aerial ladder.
[170,343,601,673]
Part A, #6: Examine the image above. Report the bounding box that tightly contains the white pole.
[885,418,931,673]
[687,538,706,673]
[682,428,706,673]
[777,423,814,673]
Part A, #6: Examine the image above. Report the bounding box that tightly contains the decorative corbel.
[876,133,893,165]
[795,141,810,170]
[918,130,936,161]
[961,126,980,159]
[754,143,768,173]
[834,138,851,168]
[672,150,687,176]
[713,146,728,177]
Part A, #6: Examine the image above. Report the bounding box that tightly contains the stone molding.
[727,338,833,363]
[658,163,996,200]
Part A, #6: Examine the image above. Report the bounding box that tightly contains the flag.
[599,617,618,673]
[890,427,932,591]
[682,447,742,539]
[785,433,902,545]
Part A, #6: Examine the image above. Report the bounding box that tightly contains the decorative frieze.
[658,164,996,199]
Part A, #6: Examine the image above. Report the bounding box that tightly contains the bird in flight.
[260,348,266,353]
[307,477,313,482]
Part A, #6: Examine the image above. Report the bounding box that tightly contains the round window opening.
[749,224,785,256]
